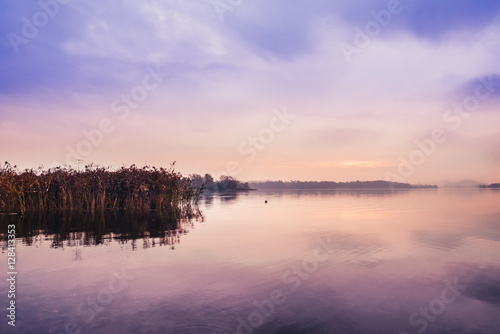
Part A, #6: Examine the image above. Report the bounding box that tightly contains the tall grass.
[0,162,201,213]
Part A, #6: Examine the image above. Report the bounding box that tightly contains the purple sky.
[1,0,499,184]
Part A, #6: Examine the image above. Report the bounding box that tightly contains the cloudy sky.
[1,0,499,184]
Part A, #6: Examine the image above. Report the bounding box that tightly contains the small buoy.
[265,200,268,203]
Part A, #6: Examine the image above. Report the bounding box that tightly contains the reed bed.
[0,162,201,213]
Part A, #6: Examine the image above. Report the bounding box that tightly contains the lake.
[1,189,500,334]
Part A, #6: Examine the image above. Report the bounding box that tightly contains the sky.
[0,0,499,185]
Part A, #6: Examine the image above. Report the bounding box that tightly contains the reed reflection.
[0,206,203,253]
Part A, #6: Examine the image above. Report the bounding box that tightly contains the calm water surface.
[1,189,500,334]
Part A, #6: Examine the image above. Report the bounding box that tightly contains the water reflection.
[202,188,416,207]
[251,188,416,199]
[0,206,203,253]
[1,189,500,334]
[458,265,500,307]
[411,212,500,251]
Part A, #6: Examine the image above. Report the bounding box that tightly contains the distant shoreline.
[247,180,438,190]
[478,183,500,189]
[246,187,435,191]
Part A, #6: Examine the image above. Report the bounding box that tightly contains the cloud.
[334,0,500,41]
[2,0,500,102]
[454,74,500,103]
[398,0,500,40]
[0,1,228,97]
[1,0,500,182]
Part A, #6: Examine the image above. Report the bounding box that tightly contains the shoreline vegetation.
[0,162,200,213]
[478,183,500,188]
[247,180,438,190]
[189,174,253,192]
[1,162,440,213]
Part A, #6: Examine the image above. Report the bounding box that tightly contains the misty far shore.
[190,174,438,192]
[194,175,500,192]
[478,183,500,189]
[247,180,437,190]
